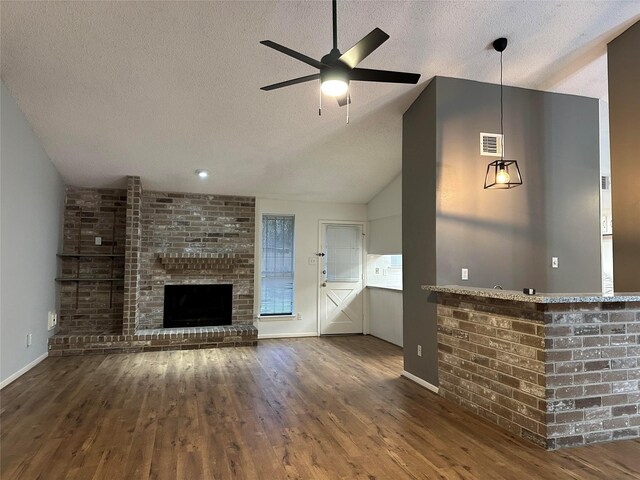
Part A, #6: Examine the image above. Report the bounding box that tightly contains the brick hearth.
[48,325,258,356]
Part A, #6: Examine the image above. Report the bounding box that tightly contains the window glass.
[261,215,295,315]
[325,225,361,282]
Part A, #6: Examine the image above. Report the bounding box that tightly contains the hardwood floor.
[1,336,639,480]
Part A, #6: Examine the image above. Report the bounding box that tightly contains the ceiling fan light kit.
[484,37,523,190]
[260,0,420,121]
[320,70,349,96]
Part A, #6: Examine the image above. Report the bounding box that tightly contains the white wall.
[255,198,367,338]
[367,174,402,254]
[366,173,403,346]
[368,288,403,347]
[599,100,614,293]
[1,82,65,387]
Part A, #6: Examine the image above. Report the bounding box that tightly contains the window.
[260,215,295,315]
[389,255,402,268]
[325,225,362,283]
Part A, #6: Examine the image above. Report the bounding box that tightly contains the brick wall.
[436,292,640,449]
[137,191,255,329]
[437,295,548,447]
[546,302,640,449]
[59,187,127,334]
[122,176,142,335]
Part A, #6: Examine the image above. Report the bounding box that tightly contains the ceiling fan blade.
[350,68,421,84]
[260,74,320,91]
[336,93,351,107]
[260,40,325,70]
[338,28,390,69]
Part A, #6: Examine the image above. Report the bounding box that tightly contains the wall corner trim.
[401,370,439,394]
[0,352,48,390]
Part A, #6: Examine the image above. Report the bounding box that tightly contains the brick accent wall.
[137,191,255,329]
[436,293,640,450]
[122,176,142,335]
[546,302,640,449]
[437,295,548,447]
[59,187,127,334]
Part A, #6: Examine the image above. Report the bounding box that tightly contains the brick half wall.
[436,294,547,447]
[545,302,640,448]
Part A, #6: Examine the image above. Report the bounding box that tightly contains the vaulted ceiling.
[2,1,638,203]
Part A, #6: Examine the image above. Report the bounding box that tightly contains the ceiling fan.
[260,0,421,107]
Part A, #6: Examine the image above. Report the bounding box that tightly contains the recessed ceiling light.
[195,169,209,179]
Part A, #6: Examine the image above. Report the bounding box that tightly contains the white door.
[319,223,364,335]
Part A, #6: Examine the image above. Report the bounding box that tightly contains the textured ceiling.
[2,1,639,203]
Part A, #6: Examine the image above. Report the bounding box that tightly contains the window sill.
[257,314,297,321]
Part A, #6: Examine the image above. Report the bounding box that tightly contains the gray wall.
[402,77,602,386]
[608,21,640,291]
[403,79,438,384]
[1,82,65,385]
[435,77,601,293]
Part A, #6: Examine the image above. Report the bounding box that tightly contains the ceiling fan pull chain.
[346,90,350,124]
[319,80,322,116]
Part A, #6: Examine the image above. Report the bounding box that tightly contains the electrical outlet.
[48,311,58,330]
[94,236,102,246]
[552,257,559,269]
[375,268,380,274]
[26,333,32,347]
[461,268,469,280]
[417,345,422,357]
[297,312,303,320]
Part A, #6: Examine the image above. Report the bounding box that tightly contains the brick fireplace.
[49,176,258,356]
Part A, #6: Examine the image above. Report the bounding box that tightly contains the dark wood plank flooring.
[1,336,639,479]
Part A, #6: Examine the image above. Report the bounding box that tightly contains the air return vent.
[480,133,503,156]
[601,175,610,190]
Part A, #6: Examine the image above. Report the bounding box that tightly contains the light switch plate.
[552,257,559,268]
[461,268,469,280]
[308,257,317,265]
[94,236,102,246]
[47,311,58,331]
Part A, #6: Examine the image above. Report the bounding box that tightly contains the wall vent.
[601,175,610,190]
[480,133,503,157]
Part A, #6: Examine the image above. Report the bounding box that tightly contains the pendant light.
[484,37,523,190]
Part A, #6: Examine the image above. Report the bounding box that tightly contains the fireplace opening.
[163,284,232,328]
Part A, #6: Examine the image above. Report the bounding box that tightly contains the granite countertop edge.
[421,285,640,303]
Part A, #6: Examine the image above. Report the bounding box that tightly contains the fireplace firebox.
[163,284,232,328]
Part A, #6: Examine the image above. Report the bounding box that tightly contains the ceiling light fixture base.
[493,37,508,52]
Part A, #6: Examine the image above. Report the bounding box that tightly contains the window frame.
[259,213,296,317]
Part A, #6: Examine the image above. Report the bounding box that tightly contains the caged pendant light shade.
[484,160,522,189]
[484,38,523,190]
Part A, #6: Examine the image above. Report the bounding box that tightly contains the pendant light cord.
[500,50,504,162]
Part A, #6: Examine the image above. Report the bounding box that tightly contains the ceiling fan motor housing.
[320,66,350,85]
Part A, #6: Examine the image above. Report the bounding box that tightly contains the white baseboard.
[0,352,48,390]
[258,332,318,339]
[401,370,439,394]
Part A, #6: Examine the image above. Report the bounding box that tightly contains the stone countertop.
[421,285,640,304]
